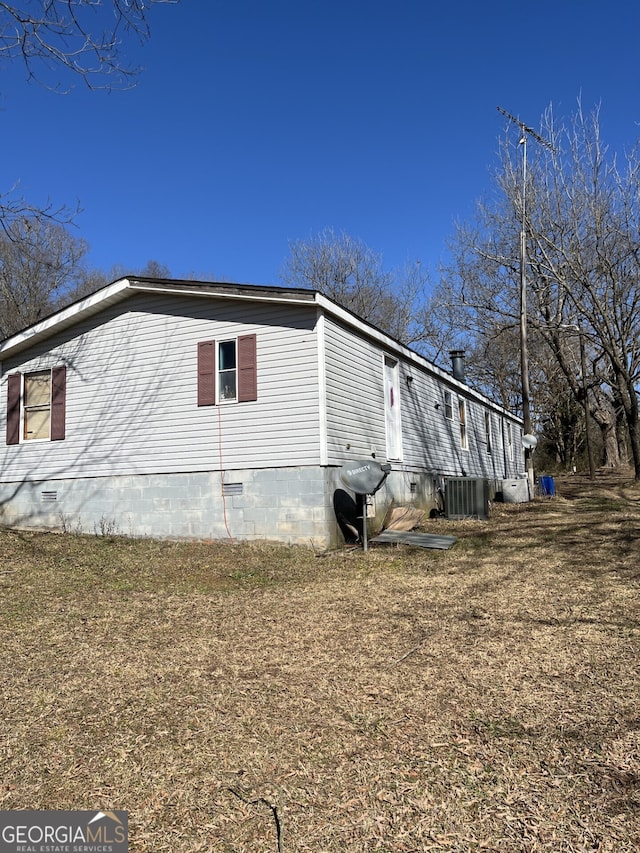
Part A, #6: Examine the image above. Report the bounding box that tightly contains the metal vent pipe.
[449,350,466,383]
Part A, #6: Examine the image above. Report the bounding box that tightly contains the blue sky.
[3,0,640,287]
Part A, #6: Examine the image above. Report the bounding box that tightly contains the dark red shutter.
[6,373,21,445]
[197,340,216,406]
[238,334,257,402]
[51,366,66,441]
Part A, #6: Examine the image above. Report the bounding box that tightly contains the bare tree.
[280,228,435,349]
[441,101,640,477]
[43,259,173,313]
[0,217,89,338]
[525,104,640,476]
[282,229,391,312]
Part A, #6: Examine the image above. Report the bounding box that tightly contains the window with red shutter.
[197,335,257,405]
[23,371,51,440]
[218,340,237,401]
[5,367,67,444]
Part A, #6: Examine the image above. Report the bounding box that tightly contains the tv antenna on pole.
[497,106,555,492]
[497,106,556,152]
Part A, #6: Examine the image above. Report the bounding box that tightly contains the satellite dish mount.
[339,459,392,551]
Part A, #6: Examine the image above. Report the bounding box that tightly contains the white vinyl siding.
[322,317,521,479]
[2,289,524,488]
[323,318,387,464]
[1,293,322,481]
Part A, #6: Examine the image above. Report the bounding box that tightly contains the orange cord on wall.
[217,403,234,544]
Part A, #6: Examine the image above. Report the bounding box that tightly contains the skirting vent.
[222,482,243,496]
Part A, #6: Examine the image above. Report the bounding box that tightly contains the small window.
[485,411,492,455]
[458,398,468,450]
[197,335,257,407]
[23,371,52,440]
[218,340,237,402]
[506,421,514,461]
[444,390,453,420]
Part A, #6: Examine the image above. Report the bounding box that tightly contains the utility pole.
[497,106,556,491]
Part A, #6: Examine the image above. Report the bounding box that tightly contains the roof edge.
[0,278,319,361]
[0,278,133,359]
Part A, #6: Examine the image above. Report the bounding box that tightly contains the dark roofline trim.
[128,277,317,302]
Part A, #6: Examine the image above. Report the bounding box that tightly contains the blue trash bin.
[539,475,555,496]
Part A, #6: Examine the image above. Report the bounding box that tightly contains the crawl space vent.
[223,482,243,496]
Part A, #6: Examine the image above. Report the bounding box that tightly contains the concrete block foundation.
[0,465,439,548]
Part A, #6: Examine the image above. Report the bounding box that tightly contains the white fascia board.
[315,293,521,424]
[0,278,132,360]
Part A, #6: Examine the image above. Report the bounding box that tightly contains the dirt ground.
[1,469,639,851]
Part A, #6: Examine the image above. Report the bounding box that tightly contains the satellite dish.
[522,433,538,450]
[339,459,391,495]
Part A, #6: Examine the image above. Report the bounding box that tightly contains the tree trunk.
[590,405,619,468]
[623,388,640,480]
[616,406,630,467]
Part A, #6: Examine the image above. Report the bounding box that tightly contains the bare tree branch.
[0,2,179,305]
[0,0,178,91]
[280,228,437,351]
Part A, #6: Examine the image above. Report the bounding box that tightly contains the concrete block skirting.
[0,467,338,547]
[0,465,440,548]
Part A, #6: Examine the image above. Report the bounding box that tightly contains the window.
[506,421,514,461]
[6,367,66,446]
[485,411,492,455]
[197,334,257,406]
[458,397,468,450]
[218,340,237,402]
[24,371,51,440]
[444,390,453,420]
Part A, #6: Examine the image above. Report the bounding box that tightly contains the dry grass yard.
[1,471,640,852]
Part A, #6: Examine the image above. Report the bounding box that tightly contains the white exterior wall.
[401,370,523,481]
[323,317,387,462]
[322,316,523,480]
[0,293,322,482]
